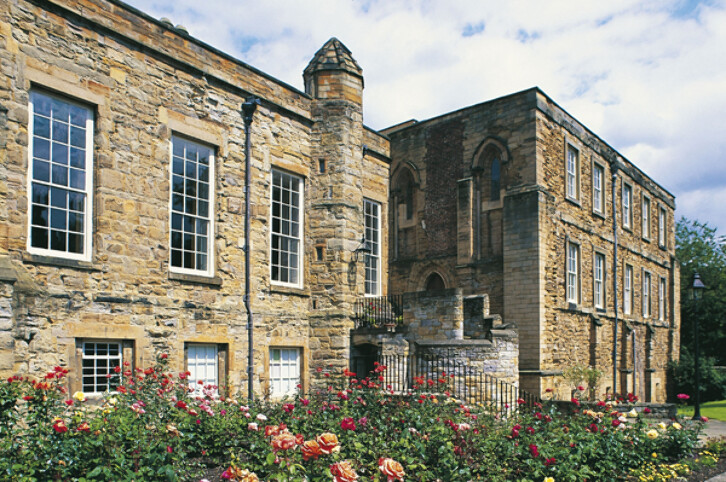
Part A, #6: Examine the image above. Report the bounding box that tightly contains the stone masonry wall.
[0,0,390,397]
[535,91,678,402]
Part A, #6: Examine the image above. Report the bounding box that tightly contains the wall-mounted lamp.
[353,236,372,262]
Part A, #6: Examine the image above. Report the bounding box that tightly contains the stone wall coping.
[490,329,518,338]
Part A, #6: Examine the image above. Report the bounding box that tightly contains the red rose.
[341,417,357,431]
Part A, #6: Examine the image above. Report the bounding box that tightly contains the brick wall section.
[423,120,463,257]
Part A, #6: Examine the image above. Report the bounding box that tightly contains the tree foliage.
[676,217,726,366]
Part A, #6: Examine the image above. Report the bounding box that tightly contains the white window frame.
[270,170,304,287]
[642,195,651,240]
[169,136,215,276]
[624,264,633,315]
[81,341,123,394]
[269,347,301,398]
[592,163,604,214]
[642,270,651,318]
[186,343,219,396]
[594,252,605,309]
[658,276,666,321]
[364,199,381,296]
[622,183,632,229]
[566,242,580,304]
[658,207,667,247]
[27,91,94,261]
[566,143,580,201]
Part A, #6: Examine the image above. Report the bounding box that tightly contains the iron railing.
[351,349,539,414]
[354,294,404,329]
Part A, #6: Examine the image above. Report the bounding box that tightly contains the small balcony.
[353,294,404,329]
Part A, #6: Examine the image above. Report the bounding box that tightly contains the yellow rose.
[73,391,86,402]
[379,457,405,481]
[627,409,638,418]
[672,422,682,430]
[658,422,667,430]
[647,429,658,439]
[316,432,340,454]
[544,478,555,482]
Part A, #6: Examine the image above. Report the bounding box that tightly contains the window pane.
[271,170,303,285]
[170,137,213,274]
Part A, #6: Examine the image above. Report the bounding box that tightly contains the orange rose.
[316,432,340,454]
[271,430,297,451]
[379,457,405,481]
[330,460,358,482]
[302,440,323,461]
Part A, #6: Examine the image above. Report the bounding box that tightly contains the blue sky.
[126,0,726,237]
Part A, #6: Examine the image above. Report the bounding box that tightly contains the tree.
[676,217,726,365]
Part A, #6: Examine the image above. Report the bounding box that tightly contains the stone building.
[384,89,679,402]
[0,0,678,402]
[0,0,390,398]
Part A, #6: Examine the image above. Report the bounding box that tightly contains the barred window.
[271,170,303,286]
[186,344,218,395]
[81,341,122,394]
[270,348,300,398]
[170,137,214,275]
[28,91,93,260]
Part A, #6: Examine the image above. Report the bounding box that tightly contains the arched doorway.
[425,272,446,292]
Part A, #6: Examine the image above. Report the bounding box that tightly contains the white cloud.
[127,0,726,233]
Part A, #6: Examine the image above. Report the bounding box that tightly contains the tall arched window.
[472,140,507,259]
[394,168,415,221]
[490,156,501,201]
[392,167,417,259]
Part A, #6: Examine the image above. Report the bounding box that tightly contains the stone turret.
[304,38,368,381]
[303,37,363,103]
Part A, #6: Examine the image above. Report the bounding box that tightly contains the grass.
[678,400,726,421]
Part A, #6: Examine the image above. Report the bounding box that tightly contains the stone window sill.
[565,197,581,208]
[593,210,606,220]
[23,252,100,272]
[169,271,222,286]
[270,284,310,297]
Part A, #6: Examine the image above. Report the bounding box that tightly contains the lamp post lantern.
[690,272,706,420]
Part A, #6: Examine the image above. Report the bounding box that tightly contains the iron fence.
[351,349,539,414]
[353,294,404,329]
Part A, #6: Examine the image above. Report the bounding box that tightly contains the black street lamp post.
[690,272,706,420]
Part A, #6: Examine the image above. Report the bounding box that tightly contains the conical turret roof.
[304,37,362,79]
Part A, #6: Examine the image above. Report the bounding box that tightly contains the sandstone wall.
[0,0,390,397]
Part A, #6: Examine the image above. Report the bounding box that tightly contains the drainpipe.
[242,97,260,402]
[611,162,620,396]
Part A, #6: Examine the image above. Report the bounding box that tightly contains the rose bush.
[0,357,713,481]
